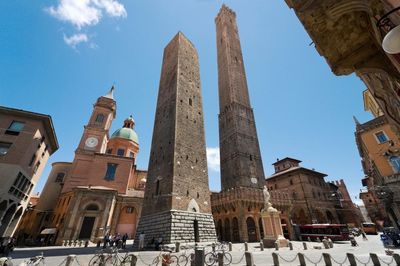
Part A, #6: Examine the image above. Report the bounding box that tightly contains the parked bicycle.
[205,244,231,266]
[89,248,114,266]
[19,254,45,266]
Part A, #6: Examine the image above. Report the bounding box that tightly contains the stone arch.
[314,209,325,223]
[293,208,308,225]
[0,204,16,236]
[4,207,23,236]
[224,218,231,242]
[86,204,99,211]
[187,199,200,213]
[232,217,240,242]
[326,210,335,224]
[0,200,8,219]
[81,200,103,211]
[246,216,257,242]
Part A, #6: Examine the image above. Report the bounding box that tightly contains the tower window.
[117,149,125,156]
[55,172,65,183]
[249,155,253,161]
[105,163,118,181]
[106,148,112,154]
[5,121,25,135]
[375,131,388,143]
[189,98,192,106]
[129,151,135,158]
[126,207,134,213]
[95,114,105,124]
[156,180,160,195]
[0,142,12,156]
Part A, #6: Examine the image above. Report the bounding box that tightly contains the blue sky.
[0,0,373,203]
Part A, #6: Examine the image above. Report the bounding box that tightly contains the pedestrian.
[122,233,128,249]
[361,230,368,241]
[139,232,145,251]
[103,233,110,249]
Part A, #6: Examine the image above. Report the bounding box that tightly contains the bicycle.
[151,251,188,266]
[88,248,114,266]
[204,247,232,266]
[109,248,132,266]
[19,254,45,266]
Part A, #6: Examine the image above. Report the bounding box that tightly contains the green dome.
[111,127,139,143]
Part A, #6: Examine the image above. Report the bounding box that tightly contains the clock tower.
[76,86,116,154]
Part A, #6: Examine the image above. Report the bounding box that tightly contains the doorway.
[246,217,257,242]
[79,217,95,239]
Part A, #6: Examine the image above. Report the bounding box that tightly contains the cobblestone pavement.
[7,235,399,265]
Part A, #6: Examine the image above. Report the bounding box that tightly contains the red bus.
[299,224,350,241]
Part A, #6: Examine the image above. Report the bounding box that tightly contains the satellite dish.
[382,24,400,54]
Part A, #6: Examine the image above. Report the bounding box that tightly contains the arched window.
[55,172,65,183]
[156,180,160,195]
[95,114,104,124]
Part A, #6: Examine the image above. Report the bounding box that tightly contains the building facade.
[135,32,216,246]
[285,0,400,135]
[266,158,340,226]
[0,106,58,237]
[16,88,147,245]
[355,114,400,228]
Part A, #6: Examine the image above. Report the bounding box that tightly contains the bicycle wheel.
[89,255,103,266]
[204,252,217,266]
[223,252,232,266]
[168,255,179,266]
[178,254,188,266]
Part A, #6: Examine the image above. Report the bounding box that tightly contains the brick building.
[16,88,147,245]
[0,107,58,238]
[266,158,339,226]
[134,32,216,246]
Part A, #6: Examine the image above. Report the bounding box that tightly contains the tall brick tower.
[211,5,267,243]
[135,32,216,245]
[216,5,265,190]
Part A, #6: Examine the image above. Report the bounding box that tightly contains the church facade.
[16,88,147,245]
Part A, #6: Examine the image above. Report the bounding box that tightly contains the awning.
[40,228,57,234]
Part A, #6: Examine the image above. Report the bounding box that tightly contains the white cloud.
[206,147,220,172]
[63,33,88,48]
[46,0,127,29]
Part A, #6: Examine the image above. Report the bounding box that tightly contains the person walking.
[139,232,145,251]
[103,233,110,249]
[122,233,128,249]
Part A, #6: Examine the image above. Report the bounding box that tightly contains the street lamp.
[377,7,400,54]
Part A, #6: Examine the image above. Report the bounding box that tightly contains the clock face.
[251,177,258,184]
[85,137,99,148]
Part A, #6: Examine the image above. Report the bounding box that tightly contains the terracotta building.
[16,88,147,244]
[210,5,290,243]
[285,0,400,135]
[266,158,340,226]
[135,32,216,246]
[355,113,400,228]
[0,107,58,238]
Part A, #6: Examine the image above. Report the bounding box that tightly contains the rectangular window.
[29,154,37,167]
[106,149,112,154]
[129,152,135,158]
[117,149,125,156]
[33,161,41,173]
[105,163,118,181]
[5,121,25,135]
[390,156,400,173]
[0,142,12,156]
[375,131,388,143]
[55,173,65,183]
[126,207,133,213]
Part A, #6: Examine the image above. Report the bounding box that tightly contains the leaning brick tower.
[216,5,265,190]
[135,32,216,246]
[211,5,266,243]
